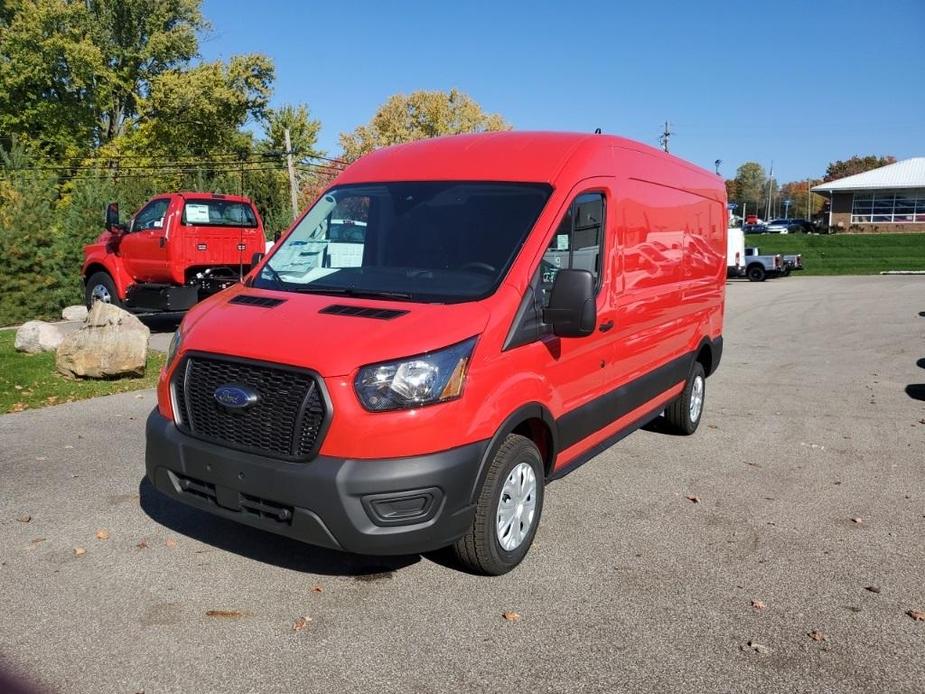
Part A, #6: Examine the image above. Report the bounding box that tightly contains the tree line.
[0,0,508,325]
[725,155,896,222]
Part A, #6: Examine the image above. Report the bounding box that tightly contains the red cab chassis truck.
[82,192,266,312]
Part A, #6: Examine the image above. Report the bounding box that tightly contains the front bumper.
[145,410,489,555]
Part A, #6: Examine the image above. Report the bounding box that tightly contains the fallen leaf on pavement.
[292,616,312,632]
[165,537,177,548]
[908,610,925,622]
[502,611,521,622]
[808,630,826,641]
[851,517,863,524]
[686,496,701,504]
[864,586,881,594]
[96,529,110,540]
[136,539,149,550]
[31,538,46,544]
[743,640,771,654]
[73,547,86,557]
[751,600,766,610]
[310,585,323,593]
[16,513,31,523]
[206,610,243,619]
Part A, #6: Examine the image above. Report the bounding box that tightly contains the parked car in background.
[765,219,793,234]
[766,218,815,234]
[727,227,745,277]
[82,192,266,313]
[743,223,768,234]
[744,246,785,281]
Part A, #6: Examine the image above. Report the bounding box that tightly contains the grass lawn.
[747,232,925,275]
[0,329,164,414]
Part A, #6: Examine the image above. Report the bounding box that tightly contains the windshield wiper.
[258,263,286,289]
[293,285,415,301]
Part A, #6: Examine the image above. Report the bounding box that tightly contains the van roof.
[336,131,717,187]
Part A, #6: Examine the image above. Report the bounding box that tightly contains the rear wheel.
[747,264,766,282]
[453,434,545,575]
[85,272,122,308]
[665,361,706,435]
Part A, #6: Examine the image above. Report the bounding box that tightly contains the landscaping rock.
[61,305,89,322]
[14,321,64,354]
[55,302,150,379]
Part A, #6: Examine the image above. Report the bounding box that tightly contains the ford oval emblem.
[213,384,259,410]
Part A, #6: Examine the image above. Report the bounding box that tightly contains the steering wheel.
[459,261,496,274]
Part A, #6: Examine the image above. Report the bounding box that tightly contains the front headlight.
[165,327,183,369]
[355,337,477,411]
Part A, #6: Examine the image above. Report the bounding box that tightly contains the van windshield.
[254,181,551,303]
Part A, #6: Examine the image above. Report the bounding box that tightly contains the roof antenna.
[594,128,602,134]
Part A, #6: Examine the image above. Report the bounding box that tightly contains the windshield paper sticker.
[186,204,211,224]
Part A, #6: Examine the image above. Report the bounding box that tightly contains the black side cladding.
[556,351,695,450]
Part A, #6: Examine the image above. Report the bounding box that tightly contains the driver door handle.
[598,320,614,333]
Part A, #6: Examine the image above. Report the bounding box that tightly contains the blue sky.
[201,0,925,183]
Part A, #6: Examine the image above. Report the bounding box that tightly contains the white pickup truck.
[744,247,785,282]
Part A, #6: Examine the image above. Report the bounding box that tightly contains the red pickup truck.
[82,192,266,312]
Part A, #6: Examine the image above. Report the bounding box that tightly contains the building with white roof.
[812,157,925,231]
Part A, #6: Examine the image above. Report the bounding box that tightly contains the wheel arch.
[468,403,559,504]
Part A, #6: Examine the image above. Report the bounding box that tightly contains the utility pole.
[284,128,299,222]
[658,121,672,153]
[765,161,774,221]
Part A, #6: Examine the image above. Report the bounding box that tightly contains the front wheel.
[85,271,122,309]
[664,361,706,435]
[747,264,766,282]
[453,434,545,575]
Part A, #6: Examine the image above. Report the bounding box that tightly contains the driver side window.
[131,199,169,232]
[541,192,605,305]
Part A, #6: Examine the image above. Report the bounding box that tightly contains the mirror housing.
[542,269,596,337]
[105,202,125,233]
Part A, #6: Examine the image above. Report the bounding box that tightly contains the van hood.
[180,285,491,377]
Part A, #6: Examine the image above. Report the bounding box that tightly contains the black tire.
[782,267,791,277]
[453,434,545,575]
[746,264,766,282]
[85,271,122,308]
[664,361,706,435]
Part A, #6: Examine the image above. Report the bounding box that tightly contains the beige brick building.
[812,158,925,232]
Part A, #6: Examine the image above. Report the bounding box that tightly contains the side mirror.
[542,269,596,337]
[105,202,124,232]
[250,252,265,267]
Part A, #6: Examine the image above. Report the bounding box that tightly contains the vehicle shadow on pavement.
[138,477,422,576]
[640,414,683,436]
[138,314,183,332]
[906,384,925,401]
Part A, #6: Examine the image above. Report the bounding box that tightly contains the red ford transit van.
[146,132,726,574]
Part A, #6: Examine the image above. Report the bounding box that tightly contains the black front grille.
[173,355,327,460]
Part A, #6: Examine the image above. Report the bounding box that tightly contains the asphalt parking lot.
[1,275,923,694]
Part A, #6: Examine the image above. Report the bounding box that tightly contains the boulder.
[55,302,150,379]
[61,305,89,322]
[14,321,64,353]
